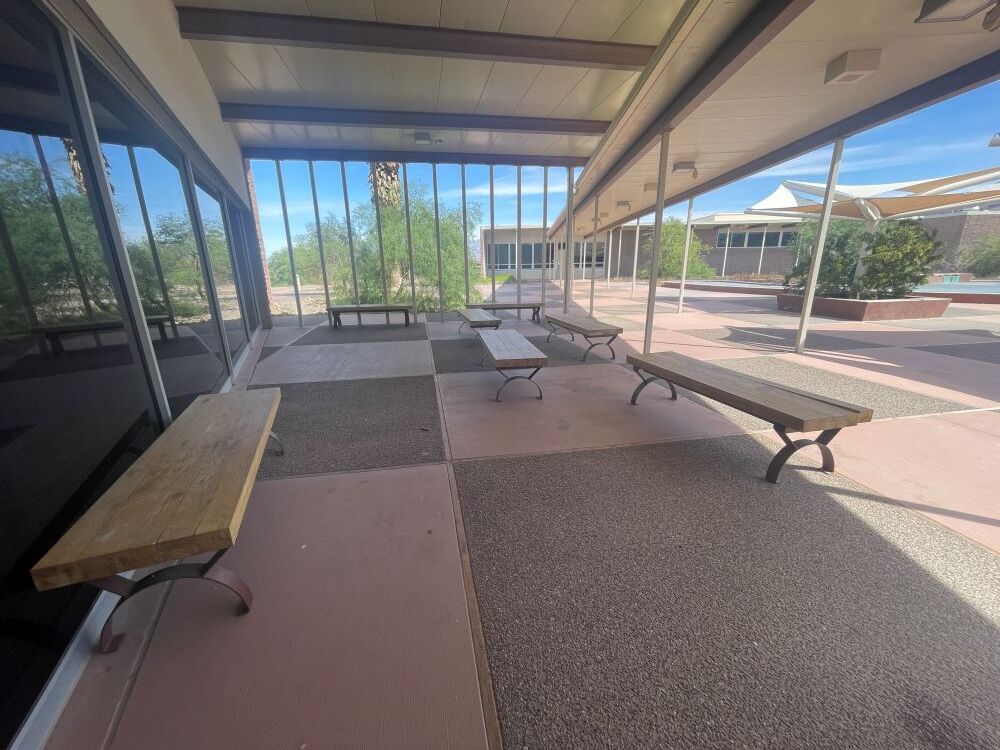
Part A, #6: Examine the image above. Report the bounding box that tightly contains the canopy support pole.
[678,197,694,313]
[642,128,670,354]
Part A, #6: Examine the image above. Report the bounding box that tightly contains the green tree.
[637,217,715,279]
[959,235,1000,278]
[785,219,939,299]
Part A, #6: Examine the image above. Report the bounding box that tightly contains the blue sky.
[2,80,995,257]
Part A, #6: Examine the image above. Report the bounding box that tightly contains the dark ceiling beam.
[571,0,814,215]
[221,102,611,136]
[241,146,589,168]
[596,49,1000,234]
[176,7,655,71]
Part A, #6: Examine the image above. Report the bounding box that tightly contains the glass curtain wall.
[78,53,231,412]
[195,184,247,360]
[0,3,162,742]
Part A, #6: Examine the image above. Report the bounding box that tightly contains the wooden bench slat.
[30,389,281,591]
[30,315,171,335]
[470,303,541,310]
[545,313,623,337]
[459,308,501,324]
[328,304,413,313]
[479,329,547,369]
[628,352,871,432]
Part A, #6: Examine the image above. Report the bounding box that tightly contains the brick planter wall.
[776,294,950,321]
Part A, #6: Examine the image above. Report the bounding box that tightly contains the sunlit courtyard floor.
[48,281,1000,749]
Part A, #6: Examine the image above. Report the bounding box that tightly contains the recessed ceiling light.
[914,0,995,22]
[824,50,881,85]
[616,200,631,209]
[643,182,658,192]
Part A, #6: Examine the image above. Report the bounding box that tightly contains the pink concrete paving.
[249,340,434,384]
[439,363,744,460]
[106,464,486,750]
[811,410,1000,553]
[426,319,550,340]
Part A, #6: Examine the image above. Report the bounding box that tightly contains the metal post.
[275,160,303,326]
[605,228,613,287]
[541,166,548,313]
[373,163,390,324]
[33,134,95,322]
[588,197,598,315]
[720,224,732,277]
[219,196,252,345]
[339,161,361,324]
[643,129,670,354]
[757,224,767,275]
[461,164,469,306]
[307,161,332,322]
[128,146,178,337]
[432,163,444,321]
[630,217,640,297]
[515,165,522,318]
[615,226,623,280]
[795,137,845,354]
[489,165,496,302]
[402,163,417,315]
[563,167,573,313]
[678,197,694,314]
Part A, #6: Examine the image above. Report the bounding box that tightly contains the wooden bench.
[468,302,542,322]
[627,352,872,483]
[30,388,281,653]
[458,307,502,338]
[328,303,413,328]
[478,329,548,402]
[544,313,624,361]
[31,314,173,354]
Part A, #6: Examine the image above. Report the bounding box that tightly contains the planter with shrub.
[781,219,948,321]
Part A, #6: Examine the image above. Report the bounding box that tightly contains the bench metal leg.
[545,321,573,343]
[88,548,252,654]
[327,310,334,328]
[581,334,617,361]
[267,430,285,456]
[629,366,677,404]
[495,366,543,402]
[766,426,840,484]
[331,312,342,329]
[404,311,410,327]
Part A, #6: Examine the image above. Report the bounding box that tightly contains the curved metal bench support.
[766,426,840,484]
[629,366,677,405]
[495,367,543,402]
[267,430,284,456]
[545,321,574,343]
[581,334,618,361]
[89,548,252,653]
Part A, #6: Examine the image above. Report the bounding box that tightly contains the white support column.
[541,167,548,312]
[564,167,573,313]
[795,137,845,354]
[515,165,522,318]
[489,165,496,302]
[605,227,613,287]
[615,226,623,280]
[588,196,599,315]
[720,226,732,277]
[677,196,694,314]
[757,225,767,275]
[643,129,671,354]
[630,217,640,297]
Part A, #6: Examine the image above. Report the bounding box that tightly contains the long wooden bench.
[468,301,542,322]
[31,388,281,653]
[458,307,502,338]
[31,314,174,354]
[544,313,624,361]
[478,329,547,402]
[328,303,413,328]
[627,352,872,483]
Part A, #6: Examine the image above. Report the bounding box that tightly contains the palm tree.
[368,161,400,207]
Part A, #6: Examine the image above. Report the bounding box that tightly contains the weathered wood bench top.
[479,329,547,369]
[328,303,412,313]
[31,388,281,592]
[470,302,540,309]
[627,352,871,433]
[545,313,623,337]
[459,308,502,325]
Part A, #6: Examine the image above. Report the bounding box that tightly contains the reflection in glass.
[0,2,159,742]
[196,184,247,360]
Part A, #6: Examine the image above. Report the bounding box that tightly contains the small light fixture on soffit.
[824,50,881,85]
[672,161,698,179]
[914,0,995,23]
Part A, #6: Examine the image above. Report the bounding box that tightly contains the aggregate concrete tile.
[249,340,434,385]
[251,376,444,476]
[454,436,1000,750]
[292,322,429,345]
